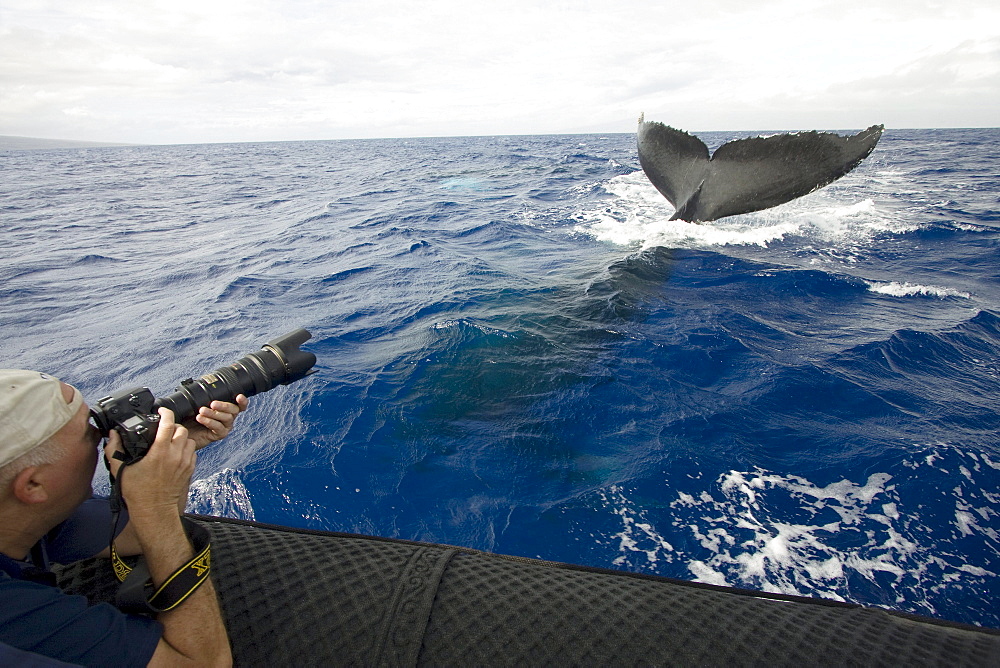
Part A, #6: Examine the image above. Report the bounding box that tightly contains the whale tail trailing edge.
[636,120,884,223]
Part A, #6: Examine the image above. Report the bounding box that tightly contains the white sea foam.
[573,171,919,252]
[433,318,515,337]
[187,468,255,520]
[590,447,998,615]
[596,485,676,568]
[573,172,800,249]
[865,281,971,299]
[687,560,729,586]
[693,470,904,595]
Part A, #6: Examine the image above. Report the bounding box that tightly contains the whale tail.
[636,121,884,223]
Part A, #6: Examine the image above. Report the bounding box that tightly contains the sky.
[1,0,998,144]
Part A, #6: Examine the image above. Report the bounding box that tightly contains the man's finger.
[157,406,176,428]
[103,430,124,474]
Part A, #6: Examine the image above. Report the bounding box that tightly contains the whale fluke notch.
[636,120,884,222]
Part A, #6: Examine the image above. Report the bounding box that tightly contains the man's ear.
[11,466,48,504]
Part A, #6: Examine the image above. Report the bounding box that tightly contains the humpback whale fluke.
[636,119,884,223]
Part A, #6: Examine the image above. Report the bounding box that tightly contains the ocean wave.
[573,169,922,257]
[572,172,800,249]
[865,281,972,299]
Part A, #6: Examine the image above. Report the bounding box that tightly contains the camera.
[90,329,317,463]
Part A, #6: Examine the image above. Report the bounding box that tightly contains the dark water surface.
[2,129,998,626]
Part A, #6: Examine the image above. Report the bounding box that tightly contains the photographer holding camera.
[0,369,247,667]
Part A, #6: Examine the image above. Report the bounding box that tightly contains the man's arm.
[107,409,231,667]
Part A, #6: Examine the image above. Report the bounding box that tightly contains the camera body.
[91,329,316,463]
[91,388,161,461]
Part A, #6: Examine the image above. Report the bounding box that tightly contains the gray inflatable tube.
[54,515,1000,666]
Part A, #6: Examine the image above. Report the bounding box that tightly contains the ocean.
[1,128,997,628]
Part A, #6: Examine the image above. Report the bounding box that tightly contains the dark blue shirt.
[0,498,162,667]
[0,640,82,667]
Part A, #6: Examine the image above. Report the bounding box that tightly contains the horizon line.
[3,125,999,151]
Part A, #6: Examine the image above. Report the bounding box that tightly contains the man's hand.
[105,408,196,518]
[184,395,249,450]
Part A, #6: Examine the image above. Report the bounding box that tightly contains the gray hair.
[0,438,70,492]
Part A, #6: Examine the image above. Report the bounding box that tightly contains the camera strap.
[108,464,214,615]
[113,518,212,614]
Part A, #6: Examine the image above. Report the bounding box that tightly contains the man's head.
[1,370,83,468]
[0,370,100,516]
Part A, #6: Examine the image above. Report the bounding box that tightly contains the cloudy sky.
[1,0,997,144]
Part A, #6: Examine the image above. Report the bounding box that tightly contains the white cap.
[0,370,83,468]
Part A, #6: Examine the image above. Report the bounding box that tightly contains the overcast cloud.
[1,0,997,144]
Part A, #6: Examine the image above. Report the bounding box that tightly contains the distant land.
[0,135,134,150]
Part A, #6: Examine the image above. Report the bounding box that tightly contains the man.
[0,369,248,666]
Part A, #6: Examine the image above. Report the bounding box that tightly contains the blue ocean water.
[1,129,998,627]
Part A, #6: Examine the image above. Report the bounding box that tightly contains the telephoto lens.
[155,328,317,422]
[90,329,317,462]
